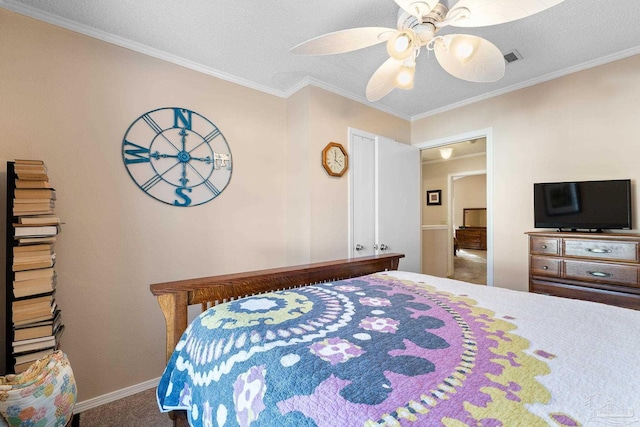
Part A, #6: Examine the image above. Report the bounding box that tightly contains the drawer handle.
[542,266,549,270]
[586,248,612,254]
[588,271,612,278]
[541,245,547,249]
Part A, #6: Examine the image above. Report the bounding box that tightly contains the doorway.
[415,128,493,286]
[450,173,487,285]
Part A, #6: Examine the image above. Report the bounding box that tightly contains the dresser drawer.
[530,279,640,310]
[530,256,561,277]
[530,236,560,255]
[564,239,638,262]
[564,260,639,287]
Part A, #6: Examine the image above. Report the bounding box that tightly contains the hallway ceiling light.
[440,147,453,159]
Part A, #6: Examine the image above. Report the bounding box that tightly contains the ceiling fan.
[291,0,564,102]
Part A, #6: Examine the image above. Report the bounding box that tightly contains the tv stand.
[527,231,640,310]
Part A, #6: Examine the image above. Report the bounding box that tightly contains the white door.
[349,129,421,272]
[376,136,421,272]
[350,132,376,257]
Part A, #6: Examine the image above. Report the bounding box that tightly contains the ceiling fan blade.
[394,0,437,19]
[366,57,403,102]
[446,0,564,27]
[434,34,505,82]
[291,27,395,55]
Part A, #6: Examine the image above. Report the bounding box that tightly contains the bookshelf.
[3,160,64,375]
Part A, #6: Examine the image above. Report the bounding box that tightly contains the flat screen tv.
[534,179,632,231]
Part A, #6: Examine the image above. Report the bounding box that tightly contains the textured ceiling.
[2,0,640,120]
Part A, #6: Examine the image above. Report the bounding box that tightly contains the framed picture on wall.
[427,190,441,206]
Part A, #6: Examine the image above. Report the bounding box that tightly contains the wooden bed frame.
[149,253,404,426]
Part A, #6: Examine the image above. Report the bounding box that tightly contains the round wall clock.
[322,142,348,177]
[122,107,232,207]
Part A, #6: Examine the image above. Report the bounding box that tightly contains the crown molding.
[3,0,637,124]
[1,0,411,122]
[411,45,640,121]
[285,77,411,121]
[0,0,285,98]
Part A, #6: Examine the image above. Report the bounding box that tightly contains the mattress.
[157,271,640,426]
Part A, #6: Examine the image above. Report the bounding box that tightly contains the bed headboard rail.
[150,253,404,363]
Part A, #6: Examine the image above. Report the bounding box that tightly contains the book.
[17,216,60,225]
[13,199,55,206]
[14,188,56,199]
[14,249,54,259]
[13,250,55,261]
[14,243,54,253]
[13,206,56,215]
[13,335,56,353]
[14,163,48,174]
[12,261,54,272]
[14,267,55,282]
[13,273,56,295]
[13,325,64,354]
[12,208,54,216]
[14,249,53,258]
[14,159,45,165]
[14,311,62,341]
[15,180,52,189]
[12,301,56,325]
[16,236,57,245]
[13,284,56,299]
[13,312,55,327]
[12,293,54,309]
[12,302,55,322]
[13,173,49,181]
[12,259,54,272]
[14,348,54,366]
[13,224,59,237]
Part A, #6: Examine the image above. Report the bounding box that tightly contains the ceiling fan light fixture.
[395,63,416,89]
[440,147,453,159]
[387,30,418,60]
[450,35,479,64]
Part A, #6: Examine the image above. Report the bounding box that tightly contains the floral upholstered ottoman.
[0,351,76,427]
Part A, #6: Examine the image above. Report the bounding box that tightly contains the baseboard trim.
[74,377,160,413]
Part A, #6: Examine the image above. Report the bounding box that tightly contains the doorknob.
[355,244,364,251]
[378,244,389,251]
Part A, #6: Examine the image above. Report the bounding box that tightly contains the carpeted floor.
[78,387,171,426]
[452,248,487,285]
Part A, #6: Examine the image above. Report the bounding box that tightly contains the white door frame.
[414,128,494,286]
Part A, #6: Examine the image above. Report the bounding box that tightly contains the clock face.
[322,142,348,177]
[122,107,232,207]
[326,147,346,174]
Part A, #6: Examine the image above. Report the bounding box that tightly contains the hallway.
[452,249,487,285]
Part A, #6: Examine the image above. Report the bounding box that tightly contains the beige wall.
[0,9,410,401]
[454,175,486,229]
[413,53,640,291]
[306,87,410,262]
[421,155,486,225]
[421,228,448,277]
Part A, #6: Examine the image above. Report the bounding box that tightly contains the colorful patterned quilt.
[157,271,640,427]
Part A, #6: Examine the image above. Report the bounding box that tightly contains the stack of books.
[10,159,64,373]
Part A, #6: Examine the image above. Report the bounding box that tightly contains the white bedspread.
[385,271,640,425]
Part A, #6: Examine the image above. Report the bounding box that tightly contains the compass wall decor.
[122,107,232,207]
